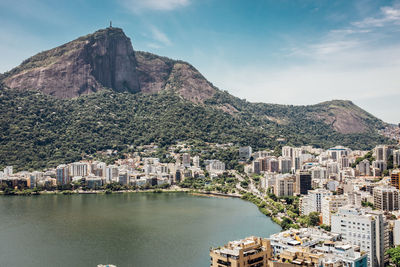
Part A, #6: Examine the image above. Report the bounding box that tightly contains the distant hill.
[0,27,392,170]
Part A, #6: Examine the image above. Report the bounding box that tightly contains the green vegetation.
[241,192,301,230]
[0,87,392,171]
[352,151,375,168]
[362,201,374,209]
[387,246,400,267]
[320,224,331,231]
[297,212,321,227]
[180,172,238,194]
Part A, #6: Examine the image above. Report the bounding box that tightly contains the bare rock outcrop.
[3,28,140,98]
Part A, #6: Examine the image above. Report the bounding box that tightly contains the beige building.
[210,236,272,267]
[274,175,295,197]
[321,195,348,226]
[373,185,400,211]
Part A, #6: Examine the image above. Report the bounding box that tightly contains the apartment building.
[210,236,272,267]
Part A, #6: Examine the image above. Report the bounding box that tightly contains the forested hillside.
[0,88,390,171]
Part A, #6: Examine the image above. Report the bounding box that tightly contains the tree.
[320,224,331,231]
[387,246,400,267]
[309,212,320,226]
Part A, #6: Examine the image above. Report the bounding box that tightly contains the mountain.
[2,27,215,103]
[0,27,393,170]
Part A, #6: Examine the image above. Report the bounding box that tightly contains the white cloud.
[352,5,400,28]
[119,0,190,12]
[199,3,400,123]
[149,26,172,46]
[203,47,400,123]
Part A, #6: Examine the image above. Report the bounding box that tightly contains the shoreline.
[0,187,240,198]
[0,187,283,229]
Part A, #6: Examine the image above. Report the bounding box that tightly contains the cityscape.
[2,141,400,266]
[1,0,400,267]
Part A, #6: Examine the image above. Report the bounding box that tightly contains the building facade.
[296,171,312,195]
[331,207,389,267]
[210,236,272,267]
[373,185,400,211]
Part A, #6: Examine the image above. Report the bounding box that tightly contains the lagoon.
[0,193,280,267]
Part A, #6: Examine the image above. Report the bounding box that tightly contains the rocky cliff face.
[135,51,216,103]
[3,28,140,98]
[2,27,216,102]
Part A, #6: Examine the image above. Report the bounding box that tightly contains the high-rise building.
[391,170,400,189]
[182,153,190,167]
[340,156,350,169]
[253,160,261,174]
[310,166,327,180]
[56,164,70,185]
[281,146,293,159]
[69,162,88,177]
[301,188,332,215]
[358,159,371,176]
[308,188,333,213]
[106,165,119,183]
[193,155,200,168]
[91,162,106,177]
[374,145,393,162]
[268,158,279,173]
[3,166,13,177]
[373,185,400,211]
[328,146,350,162]
[327,162,340,175]
[274,175,294,197]
[295,171,312,195]
[293,156,301,172]
[260,157,268,172]
[118,171,128,185]
[394,150,400,168]
[278,156,292,174]
[239,146,252,161]
[331,207,389,267]
[210,236,272,267]
[205,160,225,174]
[372,160,387,173]
[321,194,348,225]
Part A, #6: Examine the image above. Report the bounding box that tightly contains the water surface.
[0,193,280,267]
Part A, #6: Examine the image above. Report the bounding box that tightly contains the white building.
[106,165,119,183]
[69,162,88,177]
[311,166,327,180]
[327,162,340,175]
[372,160,387,173]
[205,160,225,174]
[278,156,292,174]
[3,166,13,177]
[193,155,200,168]
[331,206,389,267]
[374,145,391,162]
[358,159,371,176]
[301,188,332,215]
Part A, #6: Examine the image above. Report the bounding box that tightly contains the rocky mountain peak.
[2,27,216,102]
[3,27,140,98]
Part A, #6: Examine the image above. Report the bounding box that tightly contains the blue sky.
[0,0,399,123]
